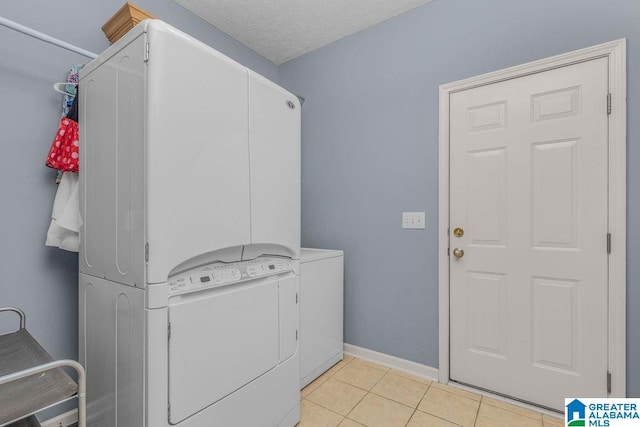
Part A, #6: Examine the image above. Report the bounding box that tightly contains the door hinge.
[607,233,612,254]
[447,247,450,257]
[607,93,612,115]
[144,41,150,62]
[167,322,171,339]
[296,330,298,341]
[145,242,149,262]
[607,371,612,393]
[296,293,298,304]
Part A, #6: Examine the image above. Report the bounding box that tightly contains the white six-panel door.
[449,57,609,410]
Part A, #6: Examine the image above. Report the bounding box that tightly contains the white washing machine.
[299,248,344,387]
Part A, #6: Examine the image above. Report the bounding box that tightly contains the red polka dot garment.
[46,117,79,173]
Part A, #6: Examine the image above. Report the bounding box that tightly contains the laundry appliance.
[78,20,301,427]
[299,249,344,388]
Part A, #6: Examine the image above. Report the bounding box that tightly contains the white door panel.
[449,58,608,410]
[247,71,301,258]
[168,279,279,424]
[146,25,251,284]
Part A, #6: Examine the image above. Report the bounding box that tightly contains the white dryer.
[78,20,301,427]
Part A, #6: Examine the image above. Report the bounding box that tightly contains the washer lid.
[300,248,343,263]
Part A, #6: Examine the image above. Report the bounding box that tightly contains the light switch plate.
[402,212,425,229]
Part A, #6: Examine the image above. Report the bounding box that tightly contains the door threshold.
[447,379,563,418]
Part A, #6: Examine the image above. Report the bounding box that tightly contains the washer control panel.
[168,257,294,295]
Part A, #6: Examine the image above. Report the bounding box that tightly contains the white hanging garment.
[45,171,82,252]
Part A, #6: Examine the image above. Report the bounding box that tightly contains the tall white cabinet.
[79,20,301,427]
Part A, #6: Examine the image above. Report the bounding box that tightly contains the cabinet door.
[146,23,251,283]
[168,278,279,424]
[247,71,301,258]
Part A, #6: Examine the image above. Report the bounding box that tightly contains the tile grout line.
[368,389,426,411]
[405,408,417,427]
[301,396,351,424]
[473,396,482,427]
[331,359,390,392]
[415,383,467,427]
[302,359,355,422]
[302,358,358,425]
[343,358,390,425]
[403,379,431,427]
[480,395,547,422]
[387,370,435,387]
[344,357,446,427]
[303,356,382,426]
[343,390,370,425]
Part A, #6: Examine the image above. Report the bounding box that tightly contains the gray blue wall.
[278,0,640,396]
[0,1,276,418]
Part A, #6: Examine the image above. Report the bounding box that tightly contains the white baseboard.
[343,343,439,382]
[41,409,78,427]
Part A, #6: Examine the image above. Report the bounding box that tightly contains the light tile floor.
[298,355,564,427]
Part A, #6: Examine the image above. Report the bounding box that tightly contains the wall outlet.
[402,212,425,229]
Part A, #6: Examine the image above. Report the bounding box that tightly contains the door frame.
[438,39,627,398]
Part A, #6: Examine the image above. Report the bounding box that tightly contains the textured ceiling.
[174,0,432,64]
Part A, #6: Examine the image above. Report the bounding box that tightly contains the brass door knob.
[452,248,464,258]
[453,227,464,237]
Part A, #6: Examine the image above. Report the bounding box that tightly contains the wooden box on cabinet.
[102,2,155,44]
